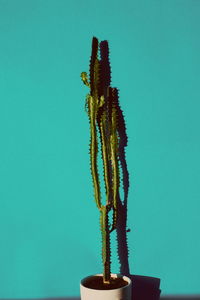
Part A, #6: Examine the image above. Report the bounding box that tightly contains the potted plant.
[80,36,132,300]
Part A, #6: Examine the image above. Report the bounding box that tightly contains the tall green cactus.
[81,37,121,284]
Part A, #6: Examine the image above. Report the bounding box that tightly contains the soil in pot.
[83,275,128,290]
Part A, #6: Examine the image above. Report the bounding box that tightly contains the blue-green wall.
[0,0,199,297]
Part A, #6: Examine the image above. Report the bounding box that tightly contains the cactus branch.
[99,109,112,206]
[88,95,101,209]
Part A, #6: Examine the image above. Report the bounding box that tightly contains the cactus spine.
[81,37,120,284]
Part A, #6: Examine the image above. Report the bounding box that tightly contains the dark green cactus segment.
[109,207,118,233]
[88,95,101,209]
[110,89,120,187]
[100,206,111,283]
[109,88,121,231]
[99,41,111,95]
[98,110,112,206]
[89,37,99,96]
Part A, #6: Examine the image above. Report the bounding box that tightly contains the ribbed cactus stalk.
[81,37,121,284]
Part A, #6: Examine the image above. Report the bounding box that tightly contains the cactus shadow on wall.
[100,44,162,300]
[113,85,161,300]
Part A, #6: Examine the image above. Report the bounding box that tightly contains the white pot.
[80,273,132,300]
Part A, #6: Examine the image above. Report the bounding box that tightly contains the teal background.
[0,0,199,297]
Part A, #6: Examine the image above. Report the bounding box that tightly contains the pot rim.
[80,273,132,291]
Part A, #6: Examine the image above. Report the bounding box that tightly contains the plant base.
[80,273,132,300]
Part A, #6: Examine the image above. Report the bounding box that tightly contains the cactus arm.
[98,108,112,206]
[111,105,120,210]
[109,90,120,233]
[87,94,102,209]
[81,40,102,210]
[89,58,102,209]
[81,71,90,87]
[89,37,99,96]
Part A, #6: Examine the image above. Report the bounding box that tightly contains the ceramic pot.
[80,273,132,300]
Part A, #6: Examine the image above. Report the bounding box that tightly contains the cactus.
[81,37,123,284]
